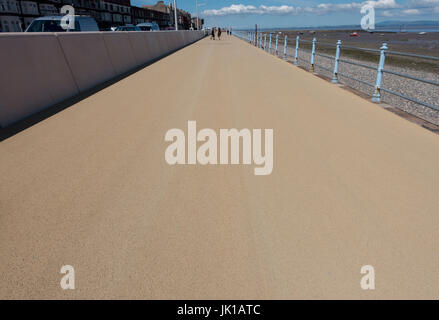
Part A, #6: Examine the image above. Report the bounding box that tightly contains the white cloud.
[409,0,439,6]
[201,0,439,17]
[203,4,300,16]
[364,0,399,8]
[203,0,399,16]
[203,4,254,16]
[260,5,298,14]
[381,10,394,16]
[402,8,421,13]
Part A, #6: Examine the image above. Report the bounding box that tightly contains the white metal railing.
[235,31,439,112]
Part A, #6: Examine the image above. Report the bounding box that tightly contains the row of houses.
[0,0,203,32]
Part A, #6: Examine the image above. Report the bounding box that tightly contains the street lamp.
[196,0,199,30]
[173,0,178,30]
[197,1,206,30]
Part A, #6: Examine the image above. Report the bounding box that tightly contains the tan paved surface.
[1,36,439,299]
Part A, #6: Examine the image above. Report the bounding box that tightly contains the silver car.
[137,22,160,31]
[115,25,141,32]
[25,15,99,32]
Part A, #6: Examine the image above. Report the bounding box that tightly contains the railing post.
[372,43,388,103]
[264,33,267,51]
[310,37,316,72]
[259,33,262,48]
[275,33,279,55]
[269,33,272,53]
[332,40,342,83]
[294,35,299,65]
[283,35,288,60]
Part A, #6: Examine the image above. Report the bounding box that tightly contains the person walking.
[211,28,215,40]
[217,27,222,40]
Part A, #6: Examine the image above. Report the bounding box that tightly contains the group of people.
[210,28,232,40]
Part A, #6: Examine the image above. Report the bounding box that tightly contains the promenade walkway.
[1,35,439,299]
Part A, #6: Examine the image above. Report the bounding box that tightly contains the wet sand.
[270,29,439,72]
[279,29,439,56]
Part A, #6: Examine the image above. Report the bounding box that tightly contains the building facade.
[0,0,193,32]
[141,0,170,29]
[143,1,195,30]
[0,0,23,31]
[191,16,203,30]
[131,5,168,27]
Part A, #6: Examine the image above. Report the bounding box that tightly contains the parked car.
[25,15,99,32]
[114,25,141,31]
[137,22,160,31]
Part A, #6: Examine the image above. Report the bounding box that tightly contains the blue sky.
[132,0,439,28]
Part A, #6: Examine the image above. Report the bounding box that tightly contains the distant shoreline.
[237,23,439,33]
[238,28,439,33]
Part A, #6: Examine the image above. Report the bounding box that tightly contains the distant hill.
[377,20,439,27]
